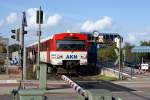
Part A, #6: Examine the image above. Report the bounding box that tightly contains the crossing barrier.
[61,75,119,100]
[61,75,87,98]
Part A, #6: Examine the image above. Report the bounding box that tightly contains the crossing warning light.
[36,10,43,24]
[11,28,20,41]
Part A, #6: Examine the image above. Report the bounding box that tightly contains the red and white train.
[27,32,88,73]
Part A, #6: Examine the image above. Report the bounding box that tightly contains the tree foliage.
[98,41,150,64]
[98,42,136,63]
[123,42,136,62]
[0,45,7,53]
[98,44,117,62]
[137,41,150,62]
[140,41,150,46]
[8,44,19,53]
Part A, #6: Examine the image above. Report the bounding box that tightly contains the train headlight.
[51,54,63,59]
[56,55,63,59]
[70,33,73,36]
[81,55,87,59]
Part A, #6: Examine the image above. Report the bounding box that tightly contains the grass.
[99,75,118,81]
[80,74,118,81]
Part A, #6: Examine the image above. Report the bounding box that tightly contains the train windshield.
[56,40,86,51]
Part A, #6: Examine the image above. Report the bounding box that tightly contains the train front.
[50,33,88,69]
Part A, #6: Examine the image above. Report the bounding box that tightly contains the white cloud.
[26,8,38,30]
[81,16,112,32]
[1,8,62,33]
[128,34,136,41]
[45,14,62,27]
[26,8,62,30]
[6,12,17,24]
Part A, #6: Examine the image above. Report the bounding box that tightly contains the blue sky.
[0,0,150,45]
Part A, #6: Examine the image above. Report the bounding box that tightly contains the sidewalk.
[0,74,21,80]
[134,72,150,81]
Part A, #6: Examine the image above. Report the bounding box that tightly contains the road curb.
[0,80,18,83]
[0,80,67,84]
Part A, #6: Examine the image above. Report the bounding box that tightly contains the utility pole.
[21,12,27,81]
[6,38,9,75]
[123,49,126,71]
[23,47,26,80]
[118,37,121,79]
[11,11,27,82]
[21,22,25,81]
[119,36,123,80]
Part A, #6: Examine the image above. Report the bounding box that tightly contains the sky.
[0,0,150,46]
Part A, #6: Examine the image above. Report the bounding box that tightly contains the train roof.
[27,35,54,47]
[27,32,86,47]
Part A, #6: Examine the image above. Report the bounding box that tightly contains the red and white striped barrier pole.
[61,75,87,98]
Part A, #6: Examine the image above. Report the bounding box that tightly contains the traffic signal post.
[114,36,123,80]
[11,11,27,82]
[21,12,27,80]
[36,6,43,80]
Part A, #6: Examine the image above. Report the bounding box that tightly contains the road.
[0,79,150,100]
[112,80,150,100]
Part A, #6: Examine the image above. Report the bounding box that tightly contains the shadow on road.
[77,81,135,92]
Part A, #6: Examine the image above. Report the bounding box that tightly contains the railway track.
[27,58,100,80]
[47,64,100,81]
[47,72,80,81]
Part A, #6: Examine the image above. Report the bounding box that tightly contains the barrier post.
[85,89,112,100]
[39,63,47,89]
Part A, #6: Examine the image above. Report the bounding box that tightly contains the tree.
[123,42,136,62]
[137,41,150,62]
[98,44,117,62]
[0,45,7,53]
[8,44,19,53]
[140,41,150,46]
[98,42,136,64]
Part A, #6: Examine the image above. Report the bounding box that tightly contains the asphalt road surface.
[112,80,150,100]
[0,79,150,100]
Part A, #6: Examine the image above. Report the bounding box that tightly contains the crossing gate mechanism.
[61,75,114,100]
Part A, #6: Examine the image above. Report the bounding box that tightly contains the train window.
[36,44,38,51]
[40,43,43,51]
[46,41,50,50]
[41,42,47,51]
[56,40,86,51]
[40,44,42,51]
[43,42,45,51]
